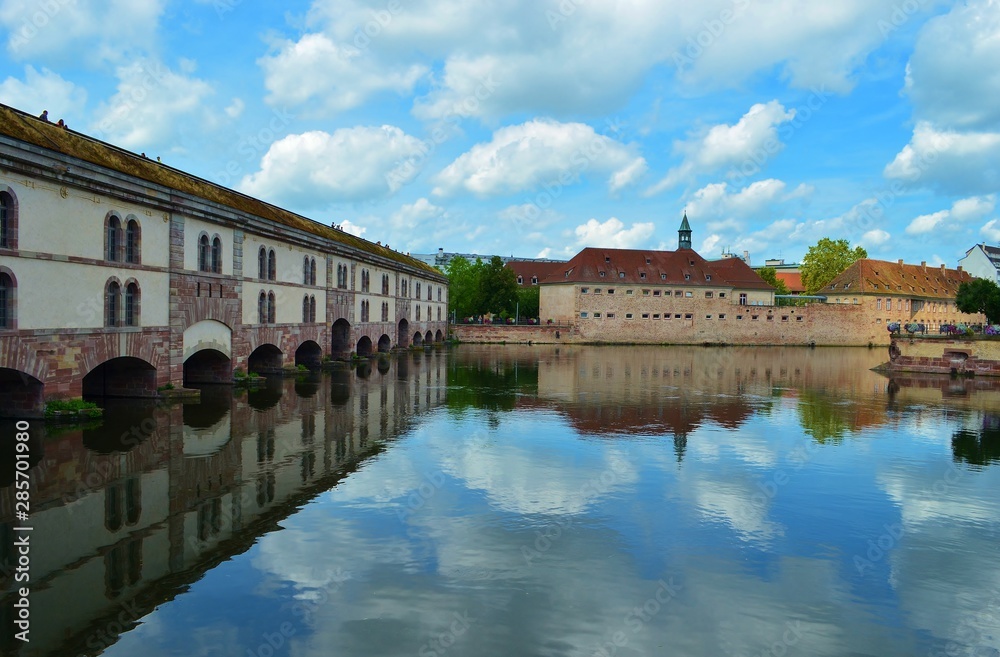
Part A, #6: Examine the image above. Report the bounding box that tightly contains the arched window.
[106,215,122,261]
[303,295,310,323]
[268,249,276,281]
[258,247,267,279]
[427,286,432,300]
[198,234,210,272]
[211,236,222,273]
[0,271,13,329]
[267,291,276,323]
[437,307,441,321]
[416,305,421,321]
[310,295,316,323]
[107,280,121,327]
[0,189,17,249]
[402,279,407,296]
[125,219,140,264]
[438,287,442,301]
[258,291,267,324]
[304,256,310,285]
[124,281,139,326]
[382,274,389,295]
[310,258,317,286]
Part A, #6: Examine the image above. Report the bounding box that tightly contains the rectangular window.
[653,290,661,297]
[718,314,726,320]
[653,313,660,319]
[736,315,743,320]
[674,314,681,319]
[625,313,634,319]
[767,315,774,321]
[796,316,803,321]
[705,291,713,298]
[877,298,882,310]
[641,313,649,319]
[581,287,589,294]
[685,291,693,298]
[594,288,602,294]
[684,313,693,320]
[607,313,615,318]
[705,315,712,319]
[781,316,789,321]
[594,312,602,318]
[751,315,759,321]
[674,290,683,296]
[719,292,726,298]
[607,289,615,295]
[626,289,634,295]
[580,312,588,318]
[642,289,650,295]
[739,293,747,305]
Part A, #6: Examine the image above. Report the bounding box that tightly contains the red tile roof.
[775,271,805,293]
[544,248,775,290]
[824,259,976,299]
[505,260,565,287]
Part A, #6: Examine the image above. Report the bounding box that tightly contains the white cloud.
[259,33,426,115]
[884,121,1000,195]
[904,196,996,235]
[0,65,85,119]
[433,119,645,197]
[339,219,366,237]
[90,58,214,149]
[648,102,796,193]
[981,219,1000,242]
[390,198,445,229]
[572,217,655,250]
[0,0,164,65]
[904,0,1000,130]
[239,126,427,206]
[860,228,891,247]
[905,210,948,235]
[224,98,244,119]
[683,179,791,223]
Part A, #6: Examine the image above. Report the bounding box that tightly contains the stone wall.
[888,337,1000,377]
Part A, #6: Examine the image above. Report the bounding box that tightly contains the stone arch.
[377,334,391,353]
[425,330,433,345]
[398,318,410,348]
[295,340,323,369]
[184,349,231,384]
[82,356,157,398]
[183,319,232,361]
[0,368,44,418]
[356,336,373,357]
[248,343,283,374]
[435,329,444,342]
[412,331,423,346]
[332,318,351,356]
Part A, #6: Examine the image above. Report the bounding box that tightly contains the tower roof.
[679,214,691,232]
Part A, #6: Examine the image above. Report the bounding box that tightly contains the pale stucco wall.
[183,216,236,275]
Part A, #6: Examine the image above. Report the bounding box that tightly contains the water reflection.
[3,345,999,657]
[0,352,447,657]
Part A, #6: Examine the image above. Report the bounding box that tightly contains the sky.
[1,0,999,266]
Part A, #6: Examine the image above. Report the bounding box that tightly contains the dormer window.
[705,275,711,281]
[599,271,606,277]
[517,276,523,284]
[605,256,611,263]
[619,272,625,278]
[646,258,651,264]
[640,272,646,279]
[660,273,666,280]
[684,274,690,280]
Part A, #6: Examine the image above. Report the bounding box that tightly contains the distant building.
[958,244,1000,284]
[823,259,982,331]
[411,248,565,270]
[761,258,805,294]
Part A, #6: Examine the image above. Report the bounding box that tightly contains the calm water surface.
[2,345,999,657]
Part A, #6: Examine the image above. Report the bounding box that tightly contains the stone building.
[0,103,448,416]
[822,258,983,331]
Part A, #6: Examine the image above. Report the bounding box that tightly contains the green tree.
[800,238,867,295]
[955,278,1000,324]
[479,256,519,317]
[517,285,540,320]
[445,256,484,319]
[755,267,790,295]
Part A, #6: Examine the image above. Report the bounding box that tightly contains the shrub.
[45,398,102,418]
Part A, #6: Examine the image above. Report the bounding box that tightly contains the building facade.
[958,244,1000,285]
[0,103,448,416]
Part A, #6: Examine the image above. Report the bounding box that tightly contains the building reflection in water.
[0,350,447,657]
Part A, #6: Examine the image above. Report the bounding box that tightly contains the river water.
[2,345,999,657]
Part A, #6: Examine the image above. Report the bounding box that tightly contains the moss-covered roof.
[0,103,442,277]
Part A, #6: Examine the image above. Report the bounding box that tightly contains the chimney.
[957,265,963,272]
[921,261,927,268]
[743,250,750,266]
[940,264,946,274]
[897,259,904,265]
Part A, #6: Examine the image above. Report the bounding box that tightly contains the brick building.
[822,258,983,331]
[0,103,448,416]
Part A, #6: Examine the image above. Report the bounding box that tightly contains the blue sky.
[2,0,999,265]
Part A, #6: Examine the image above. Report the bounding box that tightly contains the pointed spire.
[678,212,692,250]
[679,213,691,232]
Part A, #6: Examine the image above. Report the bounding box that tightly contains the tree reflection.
[952,414,1000,467]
